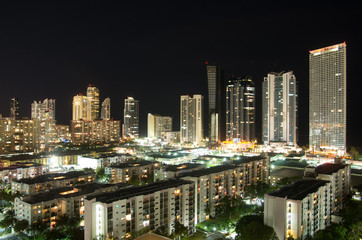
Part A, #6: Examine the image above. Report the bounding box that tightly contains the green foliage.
[244,183,276,199]
[173,220,188,239]
[238,221,278,240]
[182,230,207,240]
[276,176,303,187]
[29,217,49,235]
[55,214,82,239]
[13,219,29,233]
[235,214,263,238]
[0,209,16,229]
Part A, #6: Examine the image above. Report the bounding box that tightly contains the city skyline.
[0,2,360,147]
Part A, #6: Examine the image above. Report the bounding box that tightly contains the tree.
[239,221,278,240]
[0,209,16,230]
[244,183,275,199]
[129,174,141,186]
[55,214,82,239]
[235,214,264,239]
[349,146,360,160]
[29,217,49,235]
[13,219,29,233]
[346,221,362,240]
[173,220,188,239]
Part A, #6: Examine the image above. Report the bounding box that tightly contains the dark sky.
[0,2,361,147]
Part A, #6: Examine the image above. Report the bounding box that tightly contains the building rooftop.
[268,179,330,200]
[315,163,347,175]
[86,179,192,204]
[163,163,205,172]
[107,160,155,169]
[20,182,125,204]
[0,162,45,171]
[13,170,94,184]
[179,164,238,178]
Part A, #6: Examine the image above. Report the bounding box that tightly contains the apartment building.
[84,179,195,240]
[181,156,269,224]
[304,163,350,213]
[264,179,332,240]
[11,171,96,195]
[105,161,161,184]
[0,162,48,183]
[14,183,122,230]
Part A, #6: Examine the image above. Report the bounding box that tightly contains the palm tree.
[0,209,16,230]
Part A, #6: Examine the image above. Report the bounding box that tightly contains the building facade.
[84,179,195,240]
[105,161,159,184]
[147,114,172,138]
[262,71,297,146]
[11,171,96,195]
[123,97,139,138]
[226,76,256,141]
[86,85,100,121]
[0,118,35,153]
[101,97,111,120]
[182,156,269,224]
[31,99,55,121]
[70,119,120,145]
[180,95,203,145]
[14,183,120,231]
[72,94,88,121]
[264,180,332,240]
[309,43,346,152]
[10,97,20,120]
[304,163,350,213]
[0,163,49,183]
[206,62,225,143]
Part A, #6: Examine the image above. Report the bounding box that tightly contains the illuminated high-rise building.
[309,43,346,152]
[31,99,57,152]
[262,71,297,146]
[122,97,139,138]
[101,98,111,120]
[226,76,255,141]
[206,62,225,143]
[10,97,20,120]
[31,99,56,121]
[72,94,87,120]
[147,113,173,138]
[180,94,203,145]
[86,85,100,120]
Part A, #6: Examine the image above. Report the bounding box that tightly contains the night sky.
[0,2,361,147]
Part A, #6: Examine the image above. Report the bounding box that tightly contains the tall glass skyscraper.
[226,76,255,141]
[86,85,100,120]
[262,71,297,146]
[101,97,111,120]
[123,97,139,138]
[206,62,225,143]
[309,43,346,152]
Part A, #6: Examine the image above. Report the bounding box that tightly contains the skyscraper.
[31,99,57,152]
[206,62,225,143]
[101,97,111,120]
[226,76,255,141]
[309,43,346,152]
[123,97,139,138]
[86,85,100,120]
[180,95,203,145]
[262,71,297,146]
[10,97,19,120]
[31,99,56,120]
[72,94,87,120]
